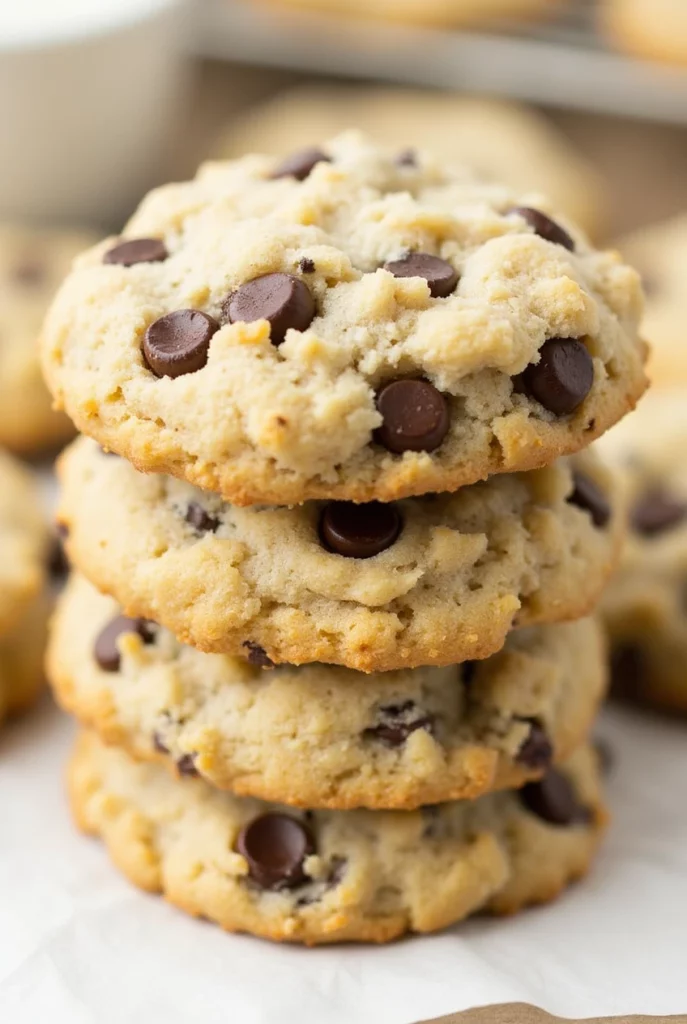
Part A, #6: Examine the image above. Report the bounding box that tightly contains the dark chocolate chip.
[610,643,646,700]
[153,732,169,755]
[224,273,315,347]
[631,490,687,537]
[103,238,168,266]
[383,252,458,298]
[271,148,331,181]
[363,700,434,747]
[177,753,199,777]
[516,720,554,770]
[395,148,417,167]
[243,641,275,668]
[295,856,346,907]
[520,768,590,826]
[185,502,219,533]
[143,309,218,378]
[568,470,611,528]
[511,206,575,252]
[594,737,614,777]
[236,813,315,890]
[375,378,450,454]
[521,338,593,415]
[298,257,316,274]
[94,615,156,672]
[320,501,402,559]
[12,260,46,286]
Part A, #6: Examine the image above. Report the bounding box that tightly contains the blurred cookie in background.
[0,224,97,456]
[255,0,560,30]
[0,450,50,728]
[217,87,603,237]
[599,391,687,715]
[601,0,687,67]
[615,215,687,388]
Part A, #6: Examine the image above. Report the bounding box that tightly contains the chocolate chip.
[271,148,331,181]
[631,490,687,537]
[185,502,219,533]
[594,737,614,777]
[383,253,458,298]
[363,700,434,747]
[516,720,554,770]
[103,238,168,266]
[94,615,156,672]
[610,643,646,700]
[320,501,402,558]
[521,338,593,415]
[298,257,315,274]
[153,732,169,755]
[143,309,218,378]
[395,148,417,167]
[243,641,274,668]
[236,813,314,890]
[520,768,590,826]
[224,273,315,347]
[177,753,199,777]
[295,856,346,907]
[568,470,611,528]
[375,379,450,454]
[511,207,575,252]
[12,260,46,286]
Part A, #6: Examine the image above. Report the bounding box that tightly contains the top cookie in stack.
[41,134,645,944]
[42,132,646,508]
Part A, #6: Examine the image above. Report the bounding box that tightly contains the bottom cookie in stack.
[69,731,606,945]
[599,390,687,714]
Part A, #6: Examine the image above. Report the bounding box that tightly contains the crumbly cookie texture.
[616,215,687,389]
[258,0,557,29]
[48,575,607,810]
[599,390,687,713]
[0,451,49,635]
[219,89,602,236]
[69,731,607,945]
[0,224,95,454]
[601,0,687,66]
[57,437,622,671]
[0,593,50,727]
[42,133,647,506]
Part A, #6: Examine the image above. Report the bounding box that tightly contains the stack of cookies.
[41,134,647,944]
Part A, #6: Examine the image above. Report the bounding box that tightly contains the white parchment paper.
[1,699,686,1024]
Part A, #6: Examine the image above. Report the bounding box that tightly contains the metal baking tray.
[192,0,687,125]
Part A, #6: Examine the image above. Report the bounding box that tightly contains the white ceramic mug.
[0,0,189,227]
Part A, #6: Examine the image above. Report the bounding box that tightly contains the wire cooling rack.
[192,0,687,124]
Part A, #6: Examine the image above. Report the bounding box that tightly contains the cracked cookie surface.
[42,133,647,505]
[49,575,607,809]
[58,437,622,671]
[69,731,606,945]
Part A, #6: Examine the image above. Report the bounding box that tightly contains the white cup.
[0,0,189,227]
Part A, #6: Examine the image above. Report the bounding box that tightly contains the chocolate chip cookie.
[42,133,647,506]
[48,574,607,809]
[0,224,96,455]
[69,731,607,944]
[57,437,622,671]
[599,390,687,713]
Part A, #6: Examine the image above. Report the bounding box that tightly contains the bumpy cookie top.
[42,133,647,504]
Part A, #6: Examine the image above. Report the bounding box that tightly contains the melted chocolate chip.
[271,148,331,181]
[224,273,315,346]
[631,490,687,537]
[243,642,275,668]
[521,338,593,415]
[104,238,168,266]
[94,615,156,672]
[363,700,434,747]
[511,207,575,252]
[375,378,450,454]
[383,252,458,298]
[176,753,199,777]
[185,502,219,533]
[320,501,402,558]
[520,768,590,826]
[143,309,218,378]
[298,257,316,274]
[236,813,315,890]
[568,470,611,528]
[516,720,554,769]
